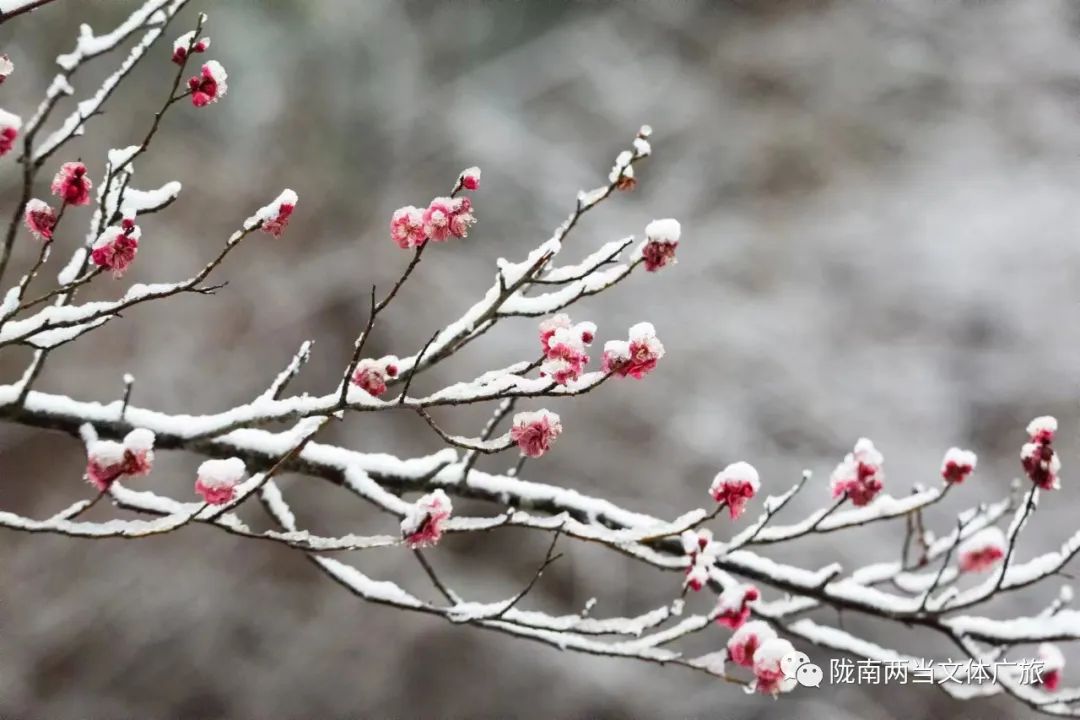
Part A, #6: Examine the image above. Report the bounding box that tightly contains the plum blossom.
[259,189,297,237]
[422,196,475,242]
[1022,415,1061,490]
[188,60,227,107]
[194,457,246,505]
[90,212,140,277]
[602,322,664,379]
[172,31,210,64]
[351,356,399,397]
[0,55,13,84]
[680,528,720,592]
[752,637,798,695]
[727,620,777,668]
[459,166,481,191]
[24,199,57,241]
[640,218,681,272]
[709,461,760,519]
[0,109,20,157]
[1039,643,1065,691]
[957,526,1006,573]
[85,428,156,491]
[51,161,92,205]
[538,316,594,386]
[941,447,977,484]
[390,206,426,249]
[510,409,562,458]
[401,489,452,548]
[829,438,885,507]
[715,583,759,629]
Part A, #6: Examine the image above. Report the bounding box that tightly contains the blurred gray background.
[2,0,1080,718]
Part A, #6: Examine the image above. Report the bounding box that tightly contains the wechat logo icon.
[781,650,824,688]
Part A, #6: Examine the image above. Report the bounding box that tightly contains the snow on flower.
[459,166,481,191]
[51,161,92,205]
[1021,415,1061,490]
[941,447,977,484]
[401,489,452,548]
[90,212,140,277]
[752,637,798,695]
[390,205,426,249]
[172,31,210,64]
[351,356,399,397]
[0,55,13,84]
[1039,643,1065,691]
[422,196,475,242]
[538,317,594,386]
[680,528,720,592]
[609,150,636,191]
[195,457,246,505]
[709,461,760,519]
[727,620,777,668]
[259,189,297,237]
[715,583,759,629]
[957,526,1006,573]
[188,60,228,107]
[601,322,664,379]
[85,428,156,491]
[510,409,562,458]
[829,438,885,507]
[640,218,681,272]
[0,109,20,157]
[24,199,57,241]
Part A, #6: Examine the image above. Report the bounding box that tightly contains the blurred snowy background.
[2,0,1080,718]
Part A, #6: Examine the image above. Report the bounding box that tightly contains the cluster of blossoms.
[538,313,595,385]
[957,526,1006,573]
[829,437,884,507]
[51,161,93,205]
[390,168,480,249]
[0,108,20,157]
[601,322,665,379]
[680,528,721,592]
[172,30,210,64]
[709,461,759,519]
[23,199,56,241]
[85,429,156,491]
[188,60,228,108]
[400,489,452,548]
[350,356,399,397]
[1021,415,1061,490]
[194,457,246,505]
[509,409,562,458]
[91,210,141,277]
[941,446,977,484]
[639,218,680,272]
[726,623,808,696]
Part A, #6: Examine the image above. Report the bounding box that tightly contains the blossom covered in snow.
[51,161,92,206]
[172,30,210,64]
[752,637,798,695]
[422,196,475,242]
[90,212,140,277]
[640,218,680,272]
[609,150,636,191]
[602,322,664,379]
[85,428,156,491]
[188,60,227,107]
[538,314,595,386]
[194,457,246,505]
[829,438,885,507]
[0,55,13,84]
[351,356,399,397]
[1022,415,1061,490]
[24,199,57,241]
[941,447,977,484]
[260,190,296,238]
[390,206,426,249]
[715,583,759,629]
[458,166,481,191]
[709,461,760,519]
[0,109,20,157]
[510,409,562,458]
[1039,643,1065,691]
[957,526,1006,573]
[680,528,720,592]
[400,489,452,548]
[727,620,778,668]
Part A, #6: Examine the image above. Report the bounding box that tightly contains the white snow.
[196,457,245,488]
[644,218,681,243]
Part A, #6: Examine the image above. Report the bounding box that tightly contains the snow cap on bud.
[727,620,778,668]
[941,447,977,484]
[681,528,719,592]
[390,205,426,249]
[195,457,246,505]
[401,489,452,548]
[1028,415,1058,443]
[258,189,297,237]
[715,583,759,629]
[24,199,57,241]
[1039,643,1065,691]
[85,428,156,491]
[752,637,798,695]
[539,314,573,353]
[829,438,885,507]
[602,322,664,379]
[91,214,140,277]
[640,218,681,272]
[459,166,481,191]
[510,409,562,458]
[351,356,399,397]
[0,55,13,84]
[172,31,210,64]
[188,60,227,107]
[957,526,1006,573]
[1021,415,1062,490]
[609,150,635,191]
[0,109,19,157]
[710,461,760,519]
[51,161,92,205]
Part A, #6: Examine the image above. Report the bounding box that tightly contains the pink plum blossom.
[941,447,977,484]
[401,489,452,548]
[24,199,56,241]
[172,31,210,64]
[188,60,227,107]
[830,438,885,507]
[51,161,92,205]
[351,356,399,397]
[640,218,680,272]
[715,583,759,629]
[390,205,426,248]
[957,526,1006,573]
[752,637,797,695]
[710,461,760,519]
[459,166,481,191]
[1022,415,1061,490]
[85,428,156,491]
[0,109,19,157]
[727,620,777,668]
[602,322,664,379]
[195,457,246,505]
[90,215,140,277]
[510,409,562,458]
